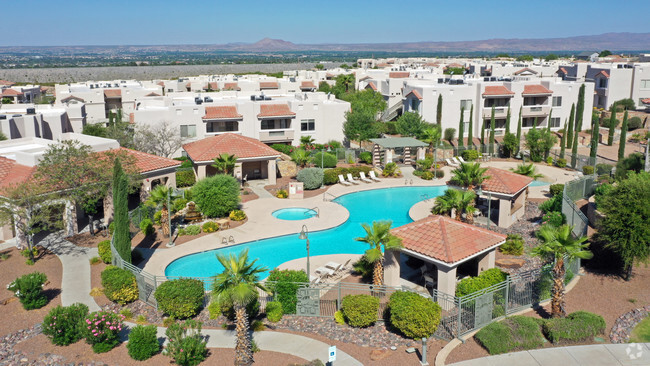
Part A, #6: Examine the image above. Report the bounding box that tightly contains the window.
[301,119,315,131]
[522,118,536,128]
[207,121,237,133]
[598,78,608,88]
[550,117,561,128]
[261,120,274,130]
[552,96,562,107]
[641,80,650,89]
[460,99,473,110]
[180,124,196,138]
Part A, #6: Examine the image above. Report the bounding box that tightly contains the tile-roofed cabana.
[475,167,533,228]
[385,215,506,298]
[369,137,428,166]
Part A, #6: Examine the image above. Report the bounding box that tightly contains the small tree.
[467,104,474,149]
[395,111,428,137]
[566,104,575,150]
[489,106,496,155]
[436,94,443,125]
[145,185,175,237]
[290,149,311,168]
[575,84,586,131]
[458,106,465,149]
[343,109,377,147]
[449,162,489,190]
[502,133,518,158]
[212,153,237,175]
[354,221,403,286]
[192,175,240,218]
[618,110,628,160]
[590,112,599,159]
[132,121,186,158]
[607,103,617,146]
[525,126,557,162]
[559,119,567,159]
[112,159,131,263]
[516,106,522,155]
[570,125,579,168]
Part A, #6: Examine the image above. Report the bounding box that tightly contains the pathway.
[247,179,274,199]
[448,343,650,366]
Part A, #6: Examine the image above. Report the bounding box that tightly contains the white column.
[436,265,457,297]
[267,160,277,185]
[385,149,394,164]
[417,147,426,160]
[384,250,401,287]
[477,250,496,274]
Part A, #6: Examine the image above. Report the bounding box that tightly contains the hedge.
[266,269,309,314]
[154,278,205,319]
[297,168,325,190]
[265,301,283,323]
[312,152,337,168]
[42,303,89,346]
[271,144,295,155]
[475,316,544,355]
[542,311,605,344]
[176,170,196,188]
[341,295,379,328]
[549,184,564,197]
[456,268,508,297]
[462,149,480,161]
[101,266,138,305]
[359,151,372,164]
[127,325,160,361]
[7,272,48,310]
[388,291,442,339]
[98,240,112,264]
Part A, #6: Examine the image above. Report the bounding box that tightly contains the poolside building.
[477,168,533,228]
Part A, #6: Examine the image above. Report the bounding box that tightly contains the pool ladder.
[323,192,336,202]
[307,207,320,218]
[421,193,430,202]
[221,236,235,245]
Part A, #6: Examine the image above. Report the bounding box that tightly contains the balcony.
[482,106,508,119]
[521,105,550,117]
[259,129,294,143]
[206,131,241,136]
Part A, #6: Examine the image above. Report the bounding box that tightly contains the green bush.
[323,166,372,185]
[382,162,400,177]
[537,264,574,300]
[542,212,565,227]
[352,255,373,280]
[7,271,48,310]
[202,221,219,233]
[139,218,154,235]
[556,158,567,168]
[312,152,337,168]
[546,156,554,165]
[179,224,201,236]
[271,144,295,155]
[98,240,112,264]
[359,151,372,164]
[388,291,442,339]
[108,221,115,235]
[153,210,162,225]
[627,116,642,130]
[434,170,445,178]
[163,319,207,366]
[229,209,246,221]
[220,294,260,321]
[595,163,613,176]
[127,325,160,361]
[83,311,124,353]
[192,174,240,218]
[172,197,189,212]
[475,316,544,355]
[267,269,309,314]
[265,301,284,322]
[208,301,221,319]
[334,310,346,325]
[297,168,325,190]
[500,234,524,255]
[341,295,379,328]
[101,265,138,305]
[462,149,479,161]
[444,128,456,141]
[176,170,196,188]
[542,311,605,344]
[456,268,508,297]
[42,303,89,346]
[594,183,614,208]
[582,165,594,175]
[154,278,205,319]
[420,171,434,180]
[549,184,564,197]
[539,194,562,214]
[416,158,433,171]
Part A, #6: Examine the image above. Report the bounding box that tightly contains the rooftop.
[183,133,280,163]
[481,167,533,196]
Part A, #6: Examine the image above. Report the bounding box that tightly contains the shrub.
[90,256,101,265]
[628,116,642,130]
[229,209,247,221]
[312,152,337,168]
[83,311,124,353]
[549,184,564,197]
[595,163,613,176]
[420,171,434,180]
[108,221,115,235]
[594,183,614,208]
[139,218,154,236]
[352,255,373,279]
[542,211,565,227]
[542,311,605,344]
[388,291,442,339]
[7,271,48,310]
[42,303,89,346]
[347,166,372,178]
[153,210,162,225]
[179,224,201,236]
[555,158,567,168]
[434,170,445,178]
[539,194,562,214]
[334,310,346,325]
[444,128,456,141]
[172,197,189,212]
[265,301,284,322]
[266,269,309,314]
[416,158,433,171]
[359,151,372,164]
[101,265,138,305]
[537,263,575,300]
[382,162,400,177]
[323,166,373,185]
[546,156,553,165]
[208,301,221,319]
[462,149,479,161]
[202,221,219,233]
[475,316,544,355]
[341,295,379,328]
[219,295,260,321]
[251,319,265,331]
[500,234,524,255]
[164,319,207,366]
[276,189,288,198]
[271,144,295,155]
[154,278,205,319]
[192,174,240,218]
[297,168,325,190]
[98,240,111,264]
[127,325,160,361]
[176,170,196,188]
[456,268,508,297]
[582,165,594,175]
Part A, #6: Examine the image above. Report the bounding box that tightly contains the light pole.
[299,225,310,277]
[476,187,492,230]
[320,146,332,188]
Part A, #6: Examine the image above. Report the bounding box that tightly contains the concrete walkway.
[247,179,275,199]
[448,343,650,366]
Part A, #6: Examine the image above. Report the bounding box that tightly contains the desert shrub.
[416,158,433,171]
[297,168,325,190]
[83,311,124,353]
[434,169,445,178]
[312,152,337,168]
[627,116,642,130]
[153,210,162,225]
[555,158,567,168]
[323,168,344,185]
[192,174,240,218]
[382,162,400,177]
[456,268,508,297]
[500,234,524,255]
[276,189,288,198]
[271,144,295,155]
[172,197,189,212]
[101,265,138,305]
[179,224,201,236]
[549,184,564,197]
[546,156,554,165]
[462,149,479,161]
[341,295,379,328]
[595,163,613,176]
[582,165,594,175]
[539,194,562,214]
[265,301,284,322]
[202,221,219,233]
[108,221,115,235]
[542,311,605,344]
[127,325,160,361]
[164,319,207,366]
[98,240,112,264]
[219,294,260,321]
[359,151,372,164]
[334,310,346,325]
[475,316,544,355]
[208,301,221,319]
[139,218,154,236]
[266,269,309,314]
[542,211,565,227]
[229,209,247,221]
[154,278,205,319]
[176,170,196,188]
[8,271,48,310]
[42,303,89,346]
[420,171,434,180]
[388,291,442,339]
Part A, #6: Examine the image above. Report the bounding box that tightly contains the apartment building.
[0,85,41,104]
[0,104,82,140]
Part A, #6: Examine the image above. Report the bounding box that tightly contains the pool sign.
[328,345,337,362]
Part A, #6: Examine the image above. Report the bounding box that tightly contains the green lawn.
[630,316,650,343]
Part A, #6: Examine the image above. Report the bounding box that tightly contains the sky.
[2,0,650,46]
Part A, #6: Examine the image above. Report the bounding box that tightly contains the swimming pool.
[529,180,551,187]
[165,186,448,280]
[272,207,318,220]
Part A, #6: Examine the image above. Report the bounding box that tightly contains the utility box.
[289,182,304,199]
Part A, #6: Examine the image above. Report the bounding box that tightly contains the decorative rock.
[370,349,392,361]
[405,347,417,353]
[495,258,526,269]
[610,305,650,343]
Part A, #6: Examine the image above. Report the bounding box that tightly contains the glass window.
[552,96,562,107]
[641,80,650,89]
[550,117,561,128]
[261,120,274,130]
[180,124,196,138]
[460,99,473,110]
[301,119,315,131]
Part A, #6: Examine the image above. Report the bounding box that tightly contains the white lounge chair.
[458,156,467,164]
[346,173,360,185]
[446,158,459,167]
[325,261,342,272]
[452,157,463,165]
[359,172,373,183]
[338,174,351,186]
[368,171,381,182]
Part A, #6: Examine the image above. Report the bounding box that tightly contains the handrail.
[307,207,320,218]
[323,192,336,202]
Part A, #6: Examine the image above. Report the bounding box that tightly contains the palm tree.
[532,225,593,318]
[421,125,442,154]
[354,221,403,286]
[291,149,312,168]
[300,135,315,147]
[457,190,477,223]
[212,153,237,175]
[145,185,174,237]
[511,163,544,180]
[449,162,489,191]
[212,249,268,366]
[431,189,476,222]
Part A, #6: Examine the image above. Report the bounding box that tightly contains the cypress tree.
[607,103,617,146]
[559,119,567,159]
[618,110,628,160]
[467,104,474,150]
[575,84,586,131]
[458,106,465,150]
[436,94,443,125]
[546,108,552,132]
[489,106,496,154]
[481,116,485,146]
[505,106,511,135]
[566,104,575,149]
[571,126,579,168]
[516,106,522,156]
[590,114,599,159]
[112,159,131,264]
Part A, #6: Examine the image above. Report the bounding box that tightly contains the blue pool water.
[165,186,448,280]
[272,207,318,220]
[529,180,550,187]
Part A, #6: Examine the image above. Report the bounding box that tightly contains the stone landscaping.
[609,305,650,343]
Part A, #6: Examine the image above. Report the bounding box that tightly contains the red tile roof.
[559,67,569,74]
[104,89,122,98]
[259,81,279,89]
[405,90,422,100]
[481,167,533,195]
[145,92,160,97]
[366,82,377,91]
[0,80,15,86]
[183,133,280,162]
[300,81,316,89]
[203,106,242,120]
[1,89,23,96]
[514,67,538,75]
[223,82,241,91]
[257,103,296,118]
[482,86,515,97]
[114,148,181,173]
[522,84,553,95]
[203,82,218,90]
[0,157,36,194]
[596,70,610,78]
[157,81,165,87]
[389,72,410,78]
[392,215,506,264]
[641,98,650,105]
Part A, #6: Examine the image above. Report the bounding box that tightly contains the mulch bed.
[66,232,109,247]
[240,187,259,203]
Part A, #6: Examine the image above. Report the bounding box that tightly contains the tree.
[212,153,237,175]
[105,109,135,149]
[516,106,523,155]
[607,103,617,146]
[343,109,377,147]
[480,118,486,146]
[532,224,592,318]
[502,133,518,158]
[489,106,496,155]
[133,121,186,158]
[516,55,534,62]
[395,111,428,137]
[599,50,612,57]
[450,162,489,190]
[614,98,635,111]
[598,172,650,280]
[566,104,575,151]
[145,185,174,237]
[458,106,465,149]
[570,126,579,168]
[290,149,311,168]
[354,221,403,286]
[112,159,131,264]
[505,106,511,135]
[342,89,386,116]
[314,63,324,70]
[436,94,443,125]
[525,126,557,162]
[318,81,331,93]
[192,175,240,218]
[511,163,544,179]
[559,119,567,159]
[545,54,559,61]
[467,104,474,149]
[212,249,268,366]
[431,188,475,222]
[575,84,586,131]
[590,113,599,159]
[421,125,442,153]
[618,110,628,160]
[82,123,108,138]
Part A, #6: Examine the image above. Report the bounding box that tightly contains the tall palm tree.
[511,163,544,180]
[145,185,174,237]
[354,221,403,286]
[532,225,593,318]
[212,249,268,366]
[212,153,237,175]
[421,126,442,155]
[449,162,489,191]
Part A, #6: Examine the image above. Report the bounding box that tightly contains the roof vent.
[26,108,36,115]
